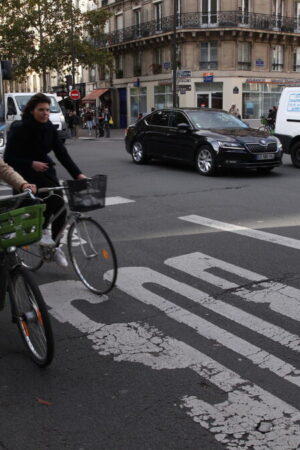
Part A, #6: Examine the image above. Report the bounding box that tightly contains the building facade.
[96,0,300,127]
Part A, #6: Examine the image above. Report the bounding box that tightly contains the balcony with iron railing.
[98,11,300,47]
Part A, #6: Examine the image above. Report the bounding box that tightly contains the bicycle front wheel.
[68,218,117,295]
[9,266,54,366]
[18,243,43,271]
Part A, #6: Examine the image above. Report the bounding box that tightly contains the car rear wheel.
[196,146,217,176]
[131,140,148,164]
[290,142,300,168]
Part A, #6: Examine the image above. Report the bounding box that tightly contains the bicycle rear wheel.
[68,217,117,295]
[18,243,43,271]
[8,266,54,366]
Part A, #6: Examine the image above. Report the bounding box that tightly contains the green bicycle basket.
[0,204,45,250]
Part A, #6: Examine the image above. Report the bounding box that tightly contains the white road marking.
[165,252,300,350]
[105,196,135,206]
[41,280,300,450]
[114,267,300,387]
[179,214,300,250]
[0,185,11,192]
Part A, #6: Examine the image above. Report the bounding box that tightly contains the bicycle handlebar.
[38,186,68,194]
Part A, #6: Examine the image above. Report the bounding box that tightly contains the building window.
[176,45,182,69]
[272,45,283,71]
[89,66,96,82]
[293,48,300,72]
[295,2,300,30]
[176,0,182,27]
[200,42,218,69]
[272,0,284,28]
[115,55,123,78]
[152,48,162,74]
[202,0,218,25]
[130,87,147,121]
[238,42,251,70]
[239,0,250,25]
[155,2,162,31]
[134,51,142,76]
[134,9,141,36]
[115,13,123,42]
[154,85,173,109]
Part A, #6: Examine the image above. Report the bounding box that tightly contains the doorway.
[197,92,223,109]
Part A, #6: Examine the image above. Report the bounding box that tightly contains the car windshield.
[15,95,61,113]
[187,111,248,130]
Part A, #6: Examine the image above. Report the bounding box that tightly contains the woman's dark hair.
[22,93,51,118]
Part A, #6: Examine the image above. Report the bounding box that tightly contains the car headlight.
[273,137,283,151]
[210,140,245,153]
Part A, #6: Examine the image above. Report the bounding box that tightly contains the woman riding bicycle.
[4,93,87,267]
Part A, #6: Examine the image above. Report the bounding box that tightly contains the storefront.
[195,82,223,109]
[242,79,300,120]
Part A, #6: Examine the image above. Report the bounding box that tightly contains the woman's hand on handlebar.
[21,183,37,194]
[77,174,88,180]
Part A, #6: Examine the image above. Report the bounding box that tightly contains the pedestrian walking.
[229,104,241,119]
[67,110,74,138]
[72,111,80,138]
[103,108,113,138]
[84,108,94,136]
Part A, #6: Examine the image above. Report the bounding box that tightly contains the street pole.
[172,0,177,107]
[70,0,76,89]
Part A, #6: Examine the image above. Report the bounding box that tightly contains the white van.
[275,87,300,167]
[5,92,68,142]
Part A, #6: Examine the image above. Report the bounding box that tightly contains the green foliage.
[0,0,112,87]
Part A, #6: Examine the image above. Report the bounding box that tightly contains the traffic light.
[65,75,73,90]
[1,61,13,80]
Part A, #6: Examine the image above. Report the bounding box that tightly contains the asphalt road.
[0,136,299,450]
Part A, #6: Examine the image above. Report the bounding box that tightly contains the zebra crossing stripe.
[179,214,300,250]
[41,280,300,450]
[165,252,300,350]
[115,267,300,388]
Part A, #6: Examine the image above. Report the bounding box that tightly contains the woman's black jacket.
[4,117,81,185]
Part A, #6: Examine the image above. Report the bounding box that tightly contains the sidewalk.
[76,127,125,141]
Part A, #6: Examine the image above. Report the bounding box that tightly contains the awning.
[82,88,108,102]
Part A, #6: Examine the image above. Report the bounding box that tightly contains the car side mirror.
[177,122,191,132]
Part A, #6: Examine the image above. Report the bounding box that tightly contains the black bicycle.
[0,190,54,366]
[19,175,118,295]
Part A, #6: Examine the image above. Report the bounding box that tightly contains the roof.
[82,88,108,102]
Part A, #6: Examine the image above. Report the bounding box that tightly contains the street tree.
[0,0,112,91]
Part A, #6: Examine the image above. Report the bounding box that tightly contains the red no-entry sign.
[70,89,80,100]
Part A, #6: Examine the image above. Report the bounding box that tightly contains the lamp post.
[172,0,177,107]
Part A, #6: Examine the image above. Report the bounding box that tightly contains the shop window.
[154,85,173,109]
[238,42,251,70]
[272,45,283,71]
[130,87,147,122]
[200,42,218,69]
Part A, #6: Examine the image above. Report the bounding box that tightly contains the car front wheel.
[290,142,300,168]
[131,140,148,164]
[196,146,217,176]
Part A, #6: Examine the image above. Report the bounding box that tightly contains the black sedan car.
[125,108,283,176]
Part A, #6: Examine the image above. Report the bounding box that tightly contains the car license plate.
[256,153,275,160]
